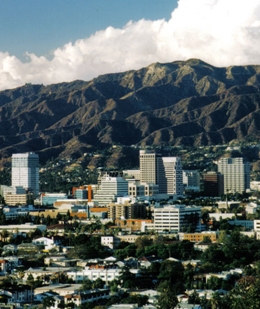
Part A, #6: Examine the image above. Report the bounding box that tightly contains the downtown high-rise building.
[161,157,183,195]
[11,152,39,196]
[217,157,250,194]
[139,150,183,195]
[139,150,163,184]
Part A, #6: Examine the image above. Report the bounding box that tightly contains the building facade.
[183,170,201,192]
[93,174,128,206]
[203,171,224,197]
[11,152,39,196]
[217,157,250,194]
[139,150,164,185]
[107,202,147,220]
[139,150,183,195]
[142,205,201,233]
[161,157,183,195]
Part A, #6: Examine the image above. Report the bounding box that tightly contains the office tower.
[217,157,250,194]
[161,157,183,195]
[93,174,128,206]
[11,152,39,196]
[183,170,201,192]
[139,150,183,195]
[150,204,201,233]
[203,171,224,197]
[139,150,164,184]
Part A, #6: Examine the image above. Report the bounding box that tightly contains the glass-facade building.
[11,152,39,196]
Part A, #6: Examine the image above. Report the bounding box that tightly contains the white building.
[93,174,128,206]
[161,157,183,195]
[32,237,56,251]
[67,267,121,282]
[128,180,159,197]
[217,157,250,194]
[142,205,201,233]
[101,236,114,249]
[11,152,39,196]
[0,223,46,235]
[139,150,183,195]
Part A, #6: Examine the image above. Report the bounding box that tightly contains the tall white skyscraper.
[161,157,183,195]
[217,157,250,194]
[11,152,39,196]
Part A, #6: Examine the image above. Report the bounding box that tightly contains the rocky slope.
[1,58,260,164]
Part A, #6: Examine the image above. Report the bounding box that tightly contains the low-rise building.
[178,232,217,242]
[142,205,201,233]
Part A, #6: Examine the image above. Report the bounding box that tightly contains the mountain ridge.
[1,59,260,165]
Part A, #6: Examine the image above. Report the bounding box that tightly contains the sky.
[1,0,260,91]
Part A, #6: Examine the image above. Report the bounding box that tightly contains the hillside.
[1,58,260,165]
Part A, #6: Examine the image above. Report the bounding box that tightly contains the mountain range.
[1,58,260,165]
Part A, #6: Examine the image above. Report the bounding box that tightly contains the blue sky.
[1,0,177,60]
[1,0,260,91]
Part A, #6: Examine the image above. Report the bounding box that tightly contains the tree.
[118,266,136,289]
[92,278,104,289]
[158,260,184,294]
[26,273,36,304]
[157,281,178,309]
[135,236,152,250]
[42,295,55,308]
[80,278,92,290]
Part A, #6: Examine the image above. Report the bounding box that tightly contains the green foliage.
[42,295,55,308]
[157,281,178,309]
[121,294,148,307]
[118,266,136,289]
[67,236,108,259]
[158,260,185,294]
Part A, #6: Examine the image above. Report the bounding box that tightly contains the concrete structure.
[0,223,46,235]
[139,150,163,185]
[75,189,87,199]
[203,172,224,197]
[142,205,201,233]
[32,237,56,250]
[93,174,128,206]
[254,220,260,231]
[217,157,250,194]
[3,205,34,220]
[161,157,183,195]
[128,181,159,197]
[209,213,235,221]
[140,150,183,195]
[5,193,28,206]
[228,219,254,230]
[250,181,260,191]
[54,199,89,208]
[115,218,153,232]
[11,152,39,196]
[123,169,141,180]
[41,193,68,206]
[67,267,121,282]
[107,202,146,220]
[183,170,201,192]
[178,231,217,242]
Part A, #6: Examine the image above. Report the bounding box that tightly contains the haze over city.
[1,0,260,91]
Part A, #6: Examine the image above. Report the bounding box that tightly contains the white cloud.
[1,0,260,91]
